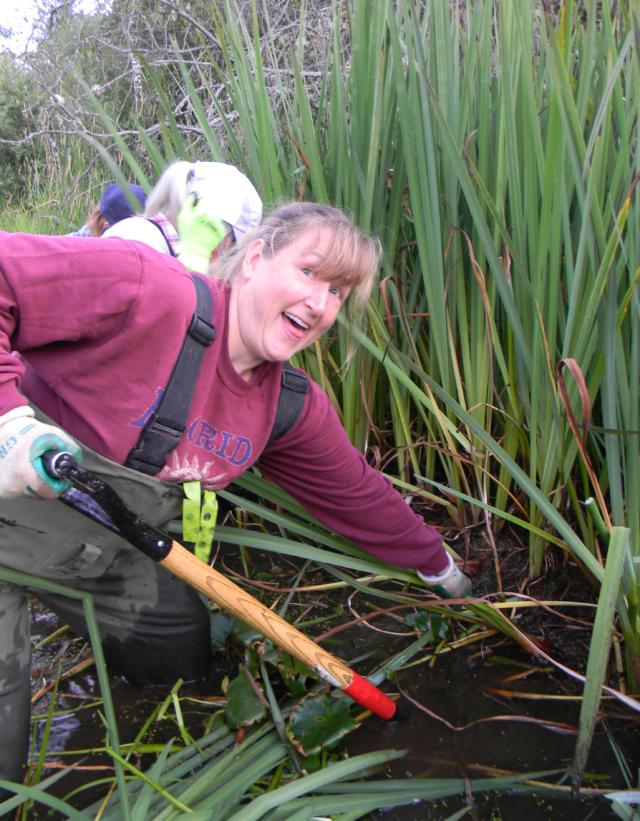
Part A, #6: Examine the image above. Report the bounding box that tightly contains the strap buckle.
[188,313,216,346]
[281,366,310,394]
[126,420,185,474]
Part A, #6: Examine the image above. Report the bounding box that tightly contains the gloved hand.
[417,553,472,598]
[0,406,82,499]
[177,192,228,274]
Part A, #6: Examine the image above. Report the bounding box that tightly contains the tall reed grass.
[92,0,636,686]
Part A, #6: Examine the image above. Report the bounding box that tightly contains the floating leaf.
[404,612,450,642]
[225,668,267,729]
[210,613,263,652]
[234,620,264,646]
[255,642,314,696]
[257,639,280,665]
[275,651,314,698]
[287,694,358,756]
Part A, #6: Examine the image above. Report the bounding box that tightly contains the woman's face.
[232,226,350,372]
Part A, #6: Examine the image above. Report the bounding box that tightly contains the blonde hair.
[212,202,381,310]
[144,160,193,226]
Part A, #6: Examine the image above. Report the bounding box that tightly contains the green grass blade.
[570,527,631,792]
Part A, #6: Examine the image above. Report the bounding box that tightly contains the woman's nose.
[304,281,329,313]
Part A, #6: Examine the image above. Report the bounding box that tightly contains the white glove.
[0,406,81,499]
[417,553,472,599]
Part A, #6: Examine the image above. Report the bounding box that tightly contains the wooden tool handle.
[161,542,396,719]
[42,452,395,720]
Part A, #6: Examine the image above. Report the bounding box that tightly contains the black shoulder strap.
[267,362,310,445]
[125,278,307,475]
[125,274,216,475]
[146,218,177,257]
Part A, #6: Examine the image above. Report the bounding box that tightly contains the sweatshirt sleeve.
[257,380,449,575]
[0,231,144,415]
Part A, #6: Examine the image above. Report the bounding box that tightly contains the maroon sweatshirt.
[0,231,447,574]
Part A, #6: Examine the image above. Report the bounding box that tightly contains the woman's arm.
[258,380,449,575]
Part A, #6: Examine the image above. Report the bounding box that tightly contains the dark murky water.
[26,579,640,820]
[346,648,638,819]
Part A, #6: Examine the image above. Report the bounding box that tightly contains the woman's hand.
[0,406,81,499]
[418,554,473,598]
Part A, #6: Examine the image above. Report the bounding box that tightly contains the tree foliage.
[0,51,42,201]
[0,0,335,203]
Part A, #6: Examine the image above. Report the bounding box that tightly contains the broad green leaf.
[287,693,358,756]
[225,668,267,729]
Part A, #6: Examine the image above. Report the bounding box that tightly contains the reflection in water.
[40,713,81,755]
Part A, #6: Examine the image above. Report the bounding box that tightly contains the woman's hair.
[212,201,381,310]
[144,160,193,226]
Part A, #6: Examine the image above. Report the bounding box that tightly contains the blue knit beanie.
[100,183,147,226]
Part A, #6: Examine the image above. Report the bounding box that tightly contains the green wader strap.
[183,480,218,562]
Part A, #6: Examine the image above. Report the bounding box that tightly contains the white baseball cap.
[186,161,262,241]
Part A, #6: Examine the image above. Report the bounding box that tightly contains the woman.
[103,160,263,272]
[0,202,471,787]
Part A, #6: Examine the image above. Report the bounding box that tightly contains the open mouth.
[283,312,310,332]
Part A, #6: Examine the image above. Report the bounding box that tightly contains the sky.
[0,0,41,53]
[0,0,102,53]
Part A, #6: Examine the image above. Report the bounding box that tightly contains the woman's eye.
[302,267,313,277]
[329,285,342,299]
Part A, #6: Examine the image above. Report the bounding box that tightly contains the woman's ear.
[241,239,264,281]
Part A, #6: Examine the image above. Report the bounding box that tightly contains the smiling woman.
[0,201,471,789]
[216,202,381,305]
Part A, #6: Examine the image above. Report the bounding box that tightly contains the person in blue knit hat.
[69,182,147,237]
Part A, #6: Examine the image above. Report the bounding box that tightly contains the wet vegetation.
[0,0,639,818]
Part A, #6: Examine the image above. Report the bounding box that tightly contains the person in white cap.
[103,160,263,273]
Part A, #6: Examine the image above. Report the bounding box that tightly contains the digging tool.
[42,450,396,720]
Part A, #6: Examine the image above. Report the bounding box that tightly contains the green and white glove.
[0,406,81,499]
[417,553,472,599]
[177,192,228,274]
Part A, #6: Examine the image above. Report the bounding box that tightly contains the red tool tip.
[344,672,396,719]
